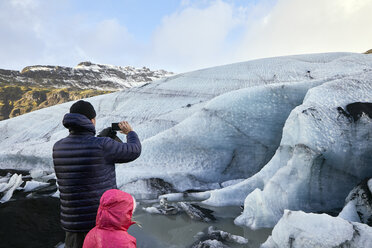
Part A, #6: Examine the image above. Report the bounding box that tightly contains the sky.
[0,0,371,73]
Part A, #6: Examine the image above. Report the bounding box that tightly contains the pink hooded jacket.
[83,189,136,248]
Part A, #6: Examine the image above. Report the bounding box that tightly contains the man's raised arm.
[103,121,141,163]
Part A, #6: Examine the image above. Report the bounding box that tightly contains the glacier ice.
[117,80,326,193]
[0,173,23,203]
[143,206,162,215]
[192,239,228,248]
[232,72,372,229]
[0,170,58,202]
[205,226,248,244]
[339,201,362,223]
[1,52,372,228]
[23,180,50,192]
[261,210,372,248]
[192,226,248,247]
[1,52,369,172]
[338,178,372,226]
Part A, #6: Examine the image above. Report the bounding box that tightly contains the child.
[83,189,137,248]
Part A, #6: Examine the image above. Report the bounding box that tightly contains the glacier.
[231,73,372,229]
[1,52,372,232]
[0,173,23,203]
[261,210,372,248]
[263,181,372,248]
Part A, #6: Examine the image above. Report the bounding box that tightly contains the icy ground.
[1,52,372,231]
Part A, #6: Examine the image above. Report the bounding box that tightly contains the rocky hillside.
[0,83,112,121]
[0,62,173,121]
[365,49,372,54]
[0,61,173,91]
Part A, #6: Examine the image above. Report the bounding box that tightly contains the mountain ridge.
[0,61,173,91]
[0,62,173,121]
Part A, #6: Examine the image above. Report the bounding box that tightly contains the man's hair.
[70,100,96,119]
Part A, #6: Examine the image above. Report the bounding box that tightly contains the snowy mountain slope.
[0,53,372,223]
[0,61,173,91]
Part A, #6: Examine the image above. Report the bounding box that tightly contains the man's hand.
[118,121,133,135]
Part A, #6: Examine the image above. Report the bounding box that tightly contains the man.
[53,100,141,248]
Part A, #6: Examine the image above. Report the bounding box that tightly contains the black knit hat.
[70,100,96,119]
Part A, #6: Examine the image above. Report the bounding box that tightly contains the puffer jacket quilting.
[53,113,141,232]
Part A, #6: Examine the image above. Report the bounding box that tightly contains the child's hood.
[96,189,135,231]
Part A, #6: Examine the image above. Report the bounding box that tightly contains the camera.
[111,123,121,131]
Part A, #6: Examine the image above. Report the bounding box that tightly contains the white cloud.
[148,0,243,72]
[147,0,372,72]
[0,0,138,70]
[50,19,139,67]
[235,0,372,61]
[0,0,45,69]
[0,0,371,72]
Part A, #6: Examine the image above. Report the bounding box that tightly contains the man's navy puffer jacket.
[52,113,141,232]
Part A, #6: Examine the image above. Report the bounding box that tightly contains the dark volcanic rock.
[346,102,372,122]
[337,102,372,122]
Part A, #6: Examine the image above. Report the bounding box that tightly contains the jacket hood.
[63,113,96,135]
[96,189,135,231]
